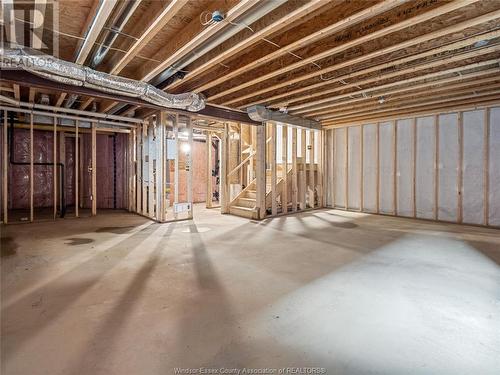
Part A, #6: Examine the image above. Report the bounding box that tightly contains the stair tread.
[230,206,255,211]
[239,197,256,202]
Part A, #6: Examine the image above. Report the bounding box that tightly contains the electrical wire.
[7,16,161,63]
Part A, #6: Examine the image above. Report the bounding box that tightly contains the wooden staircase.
[229,166,291,219]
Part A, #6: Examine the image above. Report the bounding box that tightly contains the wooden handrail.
[228,150,256,177]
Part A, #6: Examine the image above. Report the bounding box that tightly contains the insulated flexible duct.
[1,48,206,112]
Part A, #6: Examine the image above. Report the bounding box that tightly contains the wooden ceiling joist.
[322,93,500,125]
[293,58,500,118]
[224,7,500,107]
[288,48,500,115]
[300,72,500,117]
[175,0,406,92]
[140,0,261,83]
[318,83,500,120]
[245,28,500,109]
[323,98,500,128]
[74,0,117,65]
[209,0,480,103]
[109,0,190,75]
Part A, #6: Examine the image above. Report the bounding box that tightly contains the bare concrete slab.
[2,207,500,374]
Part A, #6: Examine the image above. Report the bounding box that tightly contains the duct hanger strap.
[0,48,206,112]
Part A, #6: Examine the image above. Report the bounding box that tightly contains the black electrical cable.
[6,112,66,218]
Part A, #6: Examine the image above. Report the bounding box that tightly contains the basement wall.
[324,106,500,227]
[8,129,128,210]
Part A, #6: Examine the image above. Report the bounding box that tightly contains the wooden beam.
[457,112,464,223]
[434,115,439,220]
[55,93,66,107]
[319,83,500,120]
[110,0,189,75]
[30,112,34,222]
[360,126,364,211]
[412,118,416,218]
[29,88,36,103]
[168,0,346,91]
[3,111,8,223]
[256,123,266,219]
[187,116,193,219]
[75,119,79,217]
[282,125,288,213]
[344,127,348,210]
[303,54,500,117]
[271,30,500,110]
[291,127,298,212]
[195,0,408,94]
[13,84,20,101]
[220,122,230,213]
[53,117,57,219]
[393,121,397,215]
[310,130,315,208]
[300,128,306,210]
[214,0,482,104]
[376,123,380,214]
[173,115,179,218]
[323,98,500,128]
[91,122,97,216]
[79,97,94,111]
[484,108,490,225]
[75,0,117,65]
[321,92,500,124]
[271,122,277,215]
[141,0,259,82]
[206,131,213,208]
[299,72,500,116]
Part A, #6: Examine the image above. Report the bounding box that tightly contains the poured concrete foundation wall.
[325,106,500,227]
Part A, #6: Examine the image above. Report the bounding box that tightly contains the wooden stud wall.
[325,105,500,228]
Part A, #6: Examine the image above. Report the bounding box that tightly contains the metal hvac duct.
[1,48,206,112]
[247,105,321,130]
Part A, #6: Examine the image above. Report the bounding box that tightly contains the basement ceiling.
[2,0,500,126]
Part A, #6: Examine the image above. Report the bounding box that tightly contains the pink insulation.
[8,128,127,211]
[9,129,55,209]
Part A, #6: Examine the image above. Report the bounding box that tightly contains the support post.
[310,130,315,208]
[393,121,397,215]
[30,112,34,222]
[256,123,266,219]
[271,122,277,216]
[148,119,154,217]
[412,118,417,217]
[75,119,79,217]
[220,123,229,213]
[53,117,57,219]
[484,108,489,226]
[3,111,8,223]
[344,127,348,210]
[136,124,142,214]
[291,127,298,212]
[282,125,288,214]
[300,128,306,210]
[206,131,213,208]
[187,116,193,219]
[160,113,167,221]
[360,126,364,212]
[458,112,463,223]
[434,115,439,220]
[174,114,179,218]
[91,122,97,216]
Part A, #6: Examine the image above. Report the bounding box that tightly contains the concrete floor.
[1,206,500,374]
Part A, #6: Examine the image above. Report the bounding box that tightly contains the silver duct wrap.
[0,48,205,112]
